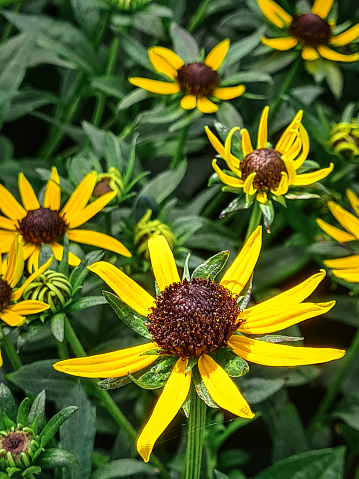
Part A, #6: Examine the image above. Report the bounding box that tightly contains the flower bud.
[134,210,176,258]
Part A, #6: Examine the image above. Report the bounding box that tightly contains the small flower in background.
[0,385,78,477]
[134,210,176,259]
[107,0,151,12]
[258,0,359,63]
[54,227,344,462]
[93,167,125,200]
[129,39,245,114]
[317,189,359,283]
[329,120,359,157]
[0,167,131,273]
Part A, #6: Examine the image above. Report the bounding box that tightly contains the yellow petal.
[50,243,81,267]
[0,183,26,221]
[271,172,289,196]
[148,47,181,80]
[12,255,54,300]
[291,124,310,170]
[205,127,240,167]
[88,261,155,317]
[261,36,298,51]
[240,129,253,156]
[292,163,333,186]
[10,300,50,315]
[324,255,359,269]
[0,216,16,230]
[225,127,241,164]
[312,0,333,19]
[4,235,23,288]
[317,45,359,62]
[27,247,40,274]
[0,350,2,367]
[22,242,36,260]
[239,301,335,334]
[137,358,191,462]
[129,78,180,94]
[66,191,116,229]
[148,235,180,291]
[316,218,355,242]
[212,159,244,188]
[228,335,345,367]
[275,110,303,154]
[213,84,245,100]
[54,342,158,378]
[61,171,97,223]
[327,201,359,239]
[243,172,257,195]
[257,0,292,28]
[302,46,320,61]
[149,46,184,71]
[180,94,197,110]
[67,229,131,258]
[0,308,26,327]
[256,190,268,204]
[197,97,218,114]
[18,173,40,211]
[331,268,359,282]
[346,189,359,217]
[205,39,230,71]
[257,106,269,149]
[43,167,61,211]
[330,24,359,46]
[221,226,262,295]
[198,354,254,418]
[282,157,296,185]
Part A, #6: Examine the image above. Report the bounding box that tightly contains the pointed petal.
[0,232,16,253]
[275,110,303,154]
[228,335,345,367]
[225,127,241,164]
[239,301,335,334]
[0,216,16,230]
[18,173,40,211]
[282,157,296,185]
[67,229,131,257]
[137,358,191,463]
[331,268,359,282]
[205,127,240,167]
[205,39,230,71]
[149,46,184,73]
[4,235,24,288]
[44,167,61,210]
[256,190,268,204]
[10,300,50,315]
[291,124,310,170]
[316,218,355,242]
[317,45,359,62]
[261,36,298,51]
[198,355,254,418]
[213,84,245,100]
[66,191,116,228]
[0,183,26,221]
[331,24,359,46]
[212,160,244,188]
[88,261,155,317]
[302,45,320,61]
[27,247,40,274]
[148,235,180,291]
[243,172,257,195]
[12,255,54,300]
[149,47,181,79]
[49,243,81,267]
[312,0,333,19]
[197,97,218,114]
[346,189,359,217]
[257,0,292,28]
[271,172,289,196]
[54,342,158,378]
[257,106,269,149]
[22,243,36,260]
[240,129,253,156]
[292,163,333,186]
[180,94,197,110]
[327,201,359,239]
[61,171,97,223]
[0,309,26,327]
[324,255,359,269]
[221,226,262,295]
[129,78,180,94]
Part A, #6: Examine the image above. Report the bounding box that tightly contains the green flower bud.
[0,425,41,472]
[134,210,176,259]
[329,120,359,156]
[93,167,124,201]
[23,270,73,313]
[107,0,151,12]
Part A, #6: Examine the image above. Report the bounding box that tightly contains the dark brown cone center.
[0,278,12,310]
[93,178,112,197]
[0,431,31,461]
[147,278,241,359]
[177,63,219,97]
[290,13,332,46]
[241,148,287,191]
[17,207,68,245]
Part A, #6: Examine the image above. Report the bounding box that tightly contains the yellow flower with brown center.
[206,106,333,204]
[317,189,359,283]
[0,167,131,272]
[129,39,245,114]
[0,235,51,365]
[54,227,344,462]
[258,0,359,62]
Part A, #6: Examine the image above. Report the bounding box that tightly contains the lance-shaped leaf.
[192,251,230,280]
[39,406,77,448]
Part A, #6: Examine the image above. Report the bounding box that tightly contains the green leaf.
[51,313,65,342]
[182,253,191,280]
[221,71,272,86]
[16,398,30,427]
[224,28,265,67]
[170,22,199,63]
[97,377,132,390]
[38,448,80,469]
[66,296,107,312]
[122,35,152,70]
[92,459,158,479]
[253,447,345,479]
[332,393,359,431]
[129,357,177,389]
[256,335,303,343]
[0,384,16,421]
[238,378,284,404]
[192,250,229,280]
[236,274,253,310]
[138,103,184,125]
[6,88,58,122]
[91,76,125,99]
[39,406,77,448]
[192,367,218,409]
[259,200,275,233]
[103,291,151,339]
[138,160,187,203]
[211,348,249,377]
[117,88,148,110]
[220,196,252,217]
[29,390,46,430]
[21,466,42,477]
[216,102,243,131]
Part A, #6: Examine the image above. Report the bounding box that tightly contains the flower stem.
[245,200,262,241]
[1,333,22,371]
[63,317,171,479]
[187,0,211,33]
[307,316,359,438]
[182,385,206,479]
[171,123,190,169]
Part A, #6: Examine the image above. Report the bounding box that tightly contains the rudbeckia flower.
[258,0,359,62]
[0,235,51,364]
[54,227,344,462]
[317,190,359,282]
[129,39,245,114]
[206,106,333,204]
[329,120,359,157]
[0,167,131,272]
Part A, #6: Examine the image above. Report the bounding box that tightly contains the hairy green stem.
[1,334,22,371]
[171,123,191,169]
[245,200,262,241]
[187,0,211,33]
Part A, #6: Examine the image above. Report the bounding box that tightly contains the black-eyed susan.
[129,39,245,114]
[258,0,359,63]
[54,227,344,462]
[206,106,333,204]
[0,235,51,364]
[317,190,359,283]
[0,167,131,272]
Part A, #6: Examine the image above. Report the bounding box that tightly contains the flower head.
[206,106,333,204]
[129,39,245,114]
[107,0,151,12]
[0,167,131,272]
[258,0,359,62]
[54,227,344,462]
[329,120,359,156]
[134,210,176,258]
[93,167,125,200]
[317,189,359,283]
